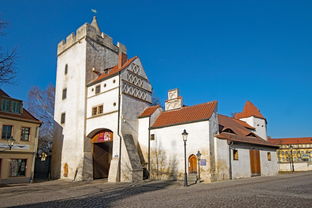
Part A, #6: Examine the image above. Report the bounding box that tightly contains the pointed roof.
[88,56,138,86]
[91,16,101,32]
[234,101,265,120]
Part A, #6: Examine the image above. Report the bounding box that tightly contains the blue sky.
[1,0,311,138]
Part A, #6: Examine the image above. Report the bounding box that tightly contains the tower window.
[92,107,97,116]
[113,79,116,83]
[65,64,68,75]
[61,113,66,124]
[62,88,67,100]
[95,85,101,94]
[91,105,104,116]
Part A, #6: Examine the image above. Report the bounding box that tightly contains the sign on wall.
[200,159,206,166]
[91,131,113,143]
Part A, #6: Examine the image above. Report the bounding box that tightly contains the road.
[0,172,311,208]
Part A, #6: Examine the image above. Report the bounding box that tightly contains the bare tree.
[26,85,55,153]
[0,20,16,84]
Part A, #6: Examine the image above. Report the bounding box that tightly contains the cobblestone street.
[0,172,311,208]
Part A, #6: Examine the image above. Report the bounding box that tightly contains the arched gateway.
[88,129,113,179]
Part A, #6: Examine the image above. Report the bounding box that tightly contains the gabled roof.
[217,114,276,147]
[151,101,217,129]
[0,89,41,124]
[268,137,312,145]
[89,56,137,85]
[234,101,265,120]
[138,105,160,118]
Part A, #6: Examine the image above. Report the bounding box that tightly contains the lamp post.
[289,145,294,172]
[7,136,15,150]
[182,129,188,187]
[196,150,201,183]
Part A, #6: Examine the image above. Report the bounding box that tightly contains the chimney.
[118,52,128,69]
[117,42,127,68]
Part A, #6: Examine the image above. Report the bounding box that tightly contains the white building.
[52,17,278,183]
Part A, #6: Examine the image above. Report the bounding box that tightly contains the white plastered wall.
[150,120,212,182]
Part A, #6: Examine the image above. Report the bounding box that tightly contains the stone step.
[187,174,198,184]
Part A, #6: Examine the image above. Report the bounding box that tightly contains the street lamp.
[196,150,201,183]
[289,145,294,172]
[7,136,15,150]
[182,129,188,187]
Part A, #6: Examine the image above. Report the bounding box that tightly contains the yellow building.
[269,137,312,171]
[0,90,41,184]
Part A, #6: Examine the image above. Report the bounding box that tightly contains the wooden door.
[188,155,197,173]
[93,142,112,179]
[250,149,261,176]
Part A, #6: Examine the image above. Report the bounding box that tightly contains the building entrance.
[91,130,113,179]
[188,154,197,174]
[250,149,261,176]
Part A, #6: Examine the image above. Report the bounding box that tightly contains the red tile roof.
[0,89,41,124]
[234,101,265,120]
[89,56,137,85]
[268,137,312,145]
[151,101,217,129]
[138,105,160,118]
[216,114,277,147]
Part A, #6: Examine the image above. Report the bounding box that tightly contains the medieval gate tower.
[52,17,152,182]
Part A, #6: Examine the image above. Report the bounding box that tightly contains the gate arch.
[88,129,113,179]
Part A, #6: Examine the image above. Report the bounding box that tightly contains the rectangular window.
[21,127,30,141]
[233,149,239,160]
[61,113,66,124]
[92,107,97,116]
[2,125,12,139]
[98,105,103,114]
[62,88,67,100]
[95,85,101,94]
[10,159,27,177]
[267,152,271,161]
[150,134,155,141]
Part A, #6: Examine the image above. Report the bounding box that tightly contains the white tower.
[234,101,267,140]
[52,17,152,182]
[52,17,122,180]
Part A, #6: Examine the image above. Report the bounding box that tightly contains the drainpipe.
[228,140,233,180]
[117,73,122,182]
[148,118,151,177]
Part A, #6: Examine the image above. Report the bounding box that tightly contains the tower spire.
[91,16,101,32]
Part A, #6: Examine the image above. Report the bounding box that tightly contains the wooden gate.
[250,149,261,176]
[188,155,197,173]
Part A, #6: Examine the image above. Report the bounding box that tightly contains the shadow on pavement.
[12,180,176,208]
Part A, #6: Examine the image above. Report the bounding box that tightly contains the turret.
[234,101,267,140]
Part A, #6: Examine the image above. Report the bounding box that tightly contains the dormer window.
[0,98,22,114]
[223,128,235,134]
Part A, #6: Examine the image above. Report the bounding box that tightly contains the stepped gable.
[234,101,265,120]
[268,137,312,145]
[151,101,217,129]
[138,105,160,118]
[88,56,137,85]
[217,114,276,147]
